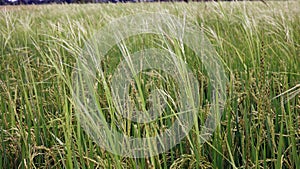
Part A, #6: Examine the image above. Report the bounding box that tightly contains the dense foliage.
[0,2,299,169]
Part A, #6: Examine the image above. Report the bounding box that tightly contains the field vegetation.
[0,1,299,168]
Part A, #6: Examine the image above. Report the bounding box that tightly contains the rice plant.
[0,1,299,168]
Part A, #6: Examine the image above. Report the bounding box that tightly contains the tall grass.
[0,1,299,168]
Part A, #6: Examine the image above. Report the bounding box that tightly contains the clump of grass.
[0,1,299,168]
